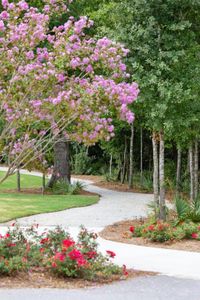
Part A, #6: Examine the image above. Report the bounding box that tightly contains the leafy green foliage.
[51,180,85,195]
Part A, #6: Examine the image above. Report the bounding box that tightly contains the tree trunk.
[109,154,113,177]
[194,140,199,199]
[121,137,127,184]
[152,132,159,209]
[176,147,181,193]
[129,124,134,188]
[17,168,21,192]
[159,131,166,220]
[140,127,143,186]
[47,139,71,188]
[42,173,46,195]
[189,144,194,201]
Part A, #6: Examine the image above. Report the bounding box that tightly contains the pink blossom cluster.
[0,0,139,166]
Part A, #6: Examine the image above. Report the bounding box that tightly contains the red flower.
[123,264,128,276]
[8,243,16,247]
[11,222,16,227]
[129,226,135,233]
[54,252,66,262]
[85,251,97,259]
[106,250,116,258]
[4,233,10,238]
[77,257,87,267]
[40,237,49,244]
[40,248,45,253]
[52,262,57,268]
[62,239,75,250]
[147,225,155,231]
[191,233,198,239]
[68,249,83,261]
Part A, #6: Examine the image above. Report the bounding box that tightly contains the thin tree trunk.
[17,168,21,192]
[121,137,127,184]
[129,124,134,188]
[42,173,45,195]
[47,139,71,188]
[176,147,181,193]
[140,127,143,186]
[194,140,199,199]
[189,144,194,201]
[109,154,113,177]
[152,132,159,209]
[159,131,166,220]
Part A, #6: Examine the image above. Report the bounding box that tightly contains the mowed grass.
[0,171,99,223]
[0,171,42,190]
[0,193,98,223]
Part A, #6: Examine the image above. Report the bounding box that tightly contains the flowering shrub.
[0,0,139,181]
[129,221,200,243]
[0,224,124,280]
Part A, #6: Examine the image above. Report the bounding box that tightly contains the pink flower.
[18,1,29,10]
[191,233,198,239]
[106,250,116,258]
[52,262,57,268]
[77,257,87,266]
[1,0,8,9]
[54,252,66,262]
[0,20,5,32]
[0,11,9,20]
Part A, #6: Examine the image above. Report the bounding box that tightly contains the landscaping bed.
[100,219,200,253]
[0,225,153,289]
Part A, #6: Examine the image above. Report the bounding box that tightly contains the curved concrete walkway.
[0,168,200,281]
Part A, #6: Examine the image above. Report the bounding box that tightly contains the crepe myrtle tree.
[0,0,139,184]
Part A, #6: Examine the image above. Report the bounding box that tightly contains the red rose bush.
[0,224,124,280]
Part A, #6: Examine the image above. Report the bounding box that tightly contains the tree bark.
[129,124,134,188]
[140,127,143,186]
[47,139,71,188]
[17,168,21,192]
[121,136,127,184]
[176,147,181,193]
[159,131,166,220]
[109,154,113,177]
[189,144,194,201]
[152,132,159,209]
[194,140,199,199]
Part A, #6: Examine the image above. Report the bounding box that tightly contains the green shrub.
[0,225,124,279]
[52,180,85,195]
[130,220,200,243]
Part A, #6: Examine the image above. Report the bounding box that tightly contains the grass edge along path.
[0,193,99,223]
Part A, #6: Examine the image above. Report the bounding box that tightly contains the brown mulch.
[100,219,200,253]
[0,269,155,289]
[1,188,99,197]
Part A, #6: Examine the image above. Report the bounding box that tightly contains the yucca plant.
[174,195,200,223]
[188,196,200,222]
[174,196,190,222]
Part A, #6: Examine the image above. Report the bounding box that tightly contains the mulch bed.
[100,219,200,253]
[0,188,99,197]
[0,268,155,289]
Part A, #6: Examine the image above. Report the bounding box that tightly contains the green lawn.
[0,171,98,223]
[0,193,98,223]
[0,171,42,190]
